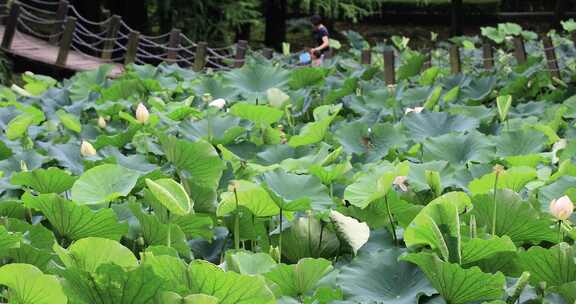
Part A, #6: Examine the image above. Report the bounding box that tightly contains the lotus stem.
[317,220,324,253]
[166,211,171,248]
[491,172,500,237]
[234,188,240,250]
[558,220,563,243]
[385,195,398,246]
[279,208,283,261]
[308,212,313,257]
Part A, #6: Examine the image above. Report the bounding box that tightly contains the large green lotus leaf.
[398,52,426,80]
[4,218,54,250]
[280,215,340,262]
[407,161,451,192]
[289,67,327,90]
[0,150,47,178]
[181,115,245,145]
[225,63,290,98]
[225,250,277,275]
[344,162,409,209]
[0,225,21,253]
[22,192,127,241]
[193,76,237,100]
[517,243,576,287]
[553,282,576,304]
[468,166,537,195]
[188,260,276,304]
[329,210,370,254]
[461,236,516,265]
[60,263,166,304]
[6,106,45,140]
[471,190,556,244]
[161,136,224,211]
[402,252,506,304]
[94,124,142,149]
[288,104,341,148]
[459,76,497,102]
[308,161,352,185]
[261,169,332,212]
[172,213,214,239]
[0,263,67,304]
[129,203,191,258]
[140,252,189,293]
[230,103,284,126]
[336,248,435,303]
[404,192,471,262]
[54,237,138,272]
[494,129,547,157]
[8,243,54,272]
[423,132,495,165]
[264,258,333,297]
[70,164,140,205]
[56,109,81,133]
[37,142,83,175]
[217,180,279,216]
[146,178,192,216]
[10,167,77,194]
[0,140,12,161]
[335,121,407,161]
[403,112,479,140]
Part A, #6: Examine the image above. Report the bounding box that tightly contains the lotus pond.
[3,27,576,304]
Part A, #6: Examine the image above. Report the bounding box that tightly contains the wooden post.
[513,36,527,65]
[166,28,181,63]
[482,42,494,70]
[193,42,207,72]
[361,49,371,65]
[101,15,121,60]
[542,35,561,79]
[262,48,273,60]
[383,50,395,85]
[124,31,140,65]
[50,0,68,45]
[571,32,576,49]
[56,17,76,66]
[234,40,248,68]
[449,44,461,74]
[1,3,19,49]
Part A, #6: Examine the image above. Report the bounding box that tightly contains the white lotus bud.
[97,116,107,128]
[135,103,149,124]
[393,175,408,192]
[80,140,97,157]
[11,84,31,97]
[209,98,226,109]
[550,195,574,220]
[404,107,424,114]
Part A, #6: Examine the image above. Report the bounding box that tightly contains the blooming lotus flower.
[135,103,149,124]
[550,195,574,220]
[209,98,226,109]
[97,116,107,128]
[393,175,408,192]
[80,140,96,157]
[405,107,424,114]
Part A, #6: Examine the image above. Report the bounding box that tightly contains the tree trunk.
[450,0,463,37]
[235,24,252,42]
[265,0,287,51]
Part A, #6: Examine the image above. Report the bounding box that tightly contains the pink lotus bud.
[550,195,574,220]
[393,175,408,192]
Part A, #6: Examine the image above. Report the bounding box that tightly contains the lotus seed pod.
[97,116,107,128]
[80,140,97,157]
[135,103,150,124]
[202,93,213,103]
[549,195,574,221]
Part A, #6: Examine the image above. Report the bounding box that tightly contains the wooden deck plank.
[0,25,124,76]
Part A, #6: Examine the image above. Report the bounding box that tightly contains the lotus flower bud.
[135,103,149,124]
[209,98,226,109]
[202,93,213,103]
[393,175,408,192]
[97,116,107,128]
[493,164,505,176]
[550,195,574,220]
[228,181,240,192]
[20,160,28,172]
[404,107,424,114]
[80,140,97,157]
[269,246,281,263]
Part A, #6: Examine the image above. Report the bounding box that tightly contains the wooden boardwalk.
[0,25,124,76]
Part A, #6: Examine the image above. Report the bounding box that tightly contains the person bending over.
[310,15,330,66]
